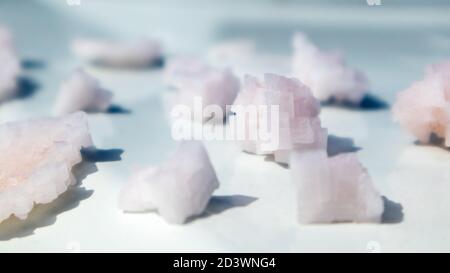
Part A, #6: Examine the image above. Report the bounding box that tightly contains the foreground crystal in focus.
[393,60,450,146]
[290,149,383,223]
[292,33,369,104]
[0,112,94,223]
[119,141,219,224]
[232,73,327,164]
[164,57,240,119]
[0,26,21,103]
[53,69,113,115]
[72,38,162,68]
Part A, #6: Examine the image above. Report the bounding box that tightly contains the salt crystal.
[0,26,21,103]
[292,32,369,104]
[290,149,383,223]
[232,73,327,164]
[0,112,94,223]
[163,57,240,118]
[53,69,113,115]
[72,38,162,68]
[119,141,219,224]
[393,60,450,146]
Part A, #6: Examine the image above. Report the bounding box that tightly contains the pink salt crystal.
[393,60,450,146]
[426,60,450,76]
[0,26,15,51]
[292,32,369,104]
[290,149,383,223]
[232,73,327,164]
[0,112,94,223]
[0,26,21,103]
[164,57,211,88]
[72,38,162,68]
[163,57,240,118]
[119,141,219,224]
[53,69,113,115]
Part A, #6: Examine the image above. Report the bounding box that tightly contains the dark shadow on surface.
[381,196,404,224]
[327,135,361,157]
[106,104,132,114]
[21,59,46,70]
[81,147,124,162]
[321,94,389,111]
[187,194,258,223]
[16,77,40,99]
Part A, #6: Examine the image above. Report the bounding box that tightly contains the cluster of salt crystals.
[119,141,219,224]
[0,112,94,223]
[292,32,369,104]
[232,73,327,164]
[72,38,162,68]
[53,69,113,115]
[393,60,450,146]
[164,57,240,121]
[0,26,21,103]
[290,149,384,223]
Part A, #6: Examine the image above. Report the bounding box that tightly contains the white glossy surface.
[1,0,450,252]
